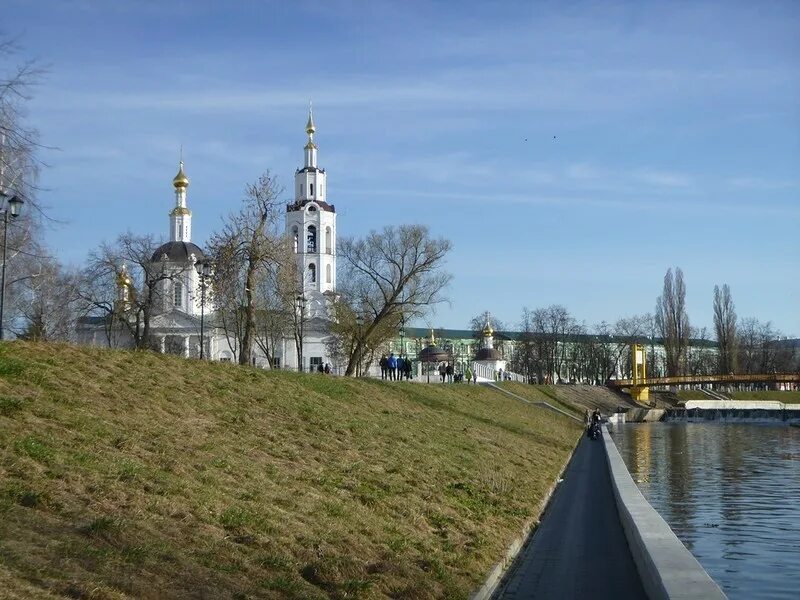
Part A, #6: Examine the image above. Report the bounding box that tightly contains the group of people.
[379,353,413,380]
[437,363,479,384]
[315,362,332,374]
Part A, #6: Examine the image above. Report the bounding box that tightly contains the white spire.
[170,160,192,242]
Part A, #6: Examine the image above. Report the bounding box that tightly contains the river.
[610,422,800,599]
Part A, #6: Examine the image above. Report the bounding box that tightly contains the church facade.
[77,109,339,371]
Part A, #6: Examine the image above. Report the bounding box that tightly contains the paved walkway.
[496,434,647,599]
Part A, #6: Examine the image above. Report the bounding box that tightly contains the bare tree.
[13,258,81,341]
[515,305,577,383]
[252,251,297,368]
[655,267,690,376]
[713,283,737,374]
[78,232,180,350]
[207,172,287,366]
[1,37,52,337]
[336,224,452,376]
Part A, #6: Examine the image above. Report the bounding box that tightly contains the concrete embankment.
[664,400,800,423]
[602,427,727,599]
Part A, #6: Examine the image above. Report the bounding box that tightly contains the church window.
[292,226,299,253]
[326,263,332,284]
[307,225,317,253]
[308,263,316,283]
[310,183,314,196]
[325,226,332,253]
[174,281,183,307]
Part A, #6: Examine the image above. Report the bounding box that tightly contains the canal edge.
[469,429,583,600]
[602,426,728,600]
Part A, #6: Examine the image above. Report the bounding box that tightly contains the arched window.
[307,225,317,253]
[292,226,299,253]
[325,226,332,253]
[174,281,183,307]
[308,263,316,283]
[326,263,332,284]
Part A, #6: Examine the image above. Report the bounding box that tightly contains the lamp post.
[0,192,23,341]
[296,294,307,371]
[194,260,212,359]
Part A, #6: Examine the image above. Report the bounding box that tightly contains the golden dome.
[173,161,189,189]
[170,206,192,217]
[306,111,316,135]
[116,264,132,288]
[483,321,494,337]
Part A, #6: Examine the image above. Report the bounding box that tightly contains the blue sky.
[6,0,800,335]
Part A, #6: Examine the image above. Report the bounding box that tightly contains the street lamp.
[355,313,364,377]
[0,192,23,341]
[296,294,307,371]
[194,260,212,359]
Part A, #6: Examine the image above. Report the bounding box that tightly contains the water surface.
[611,422,800,599]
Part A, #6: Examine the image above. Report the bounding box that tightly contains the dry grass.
[499,383,633,415]
[0,342,581,599]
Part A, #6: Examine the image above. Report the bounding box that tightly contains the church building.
[77,109,338,371]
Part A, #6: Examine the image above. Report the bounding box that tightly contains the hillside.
[0,343,581,599]
[498,383,639,415]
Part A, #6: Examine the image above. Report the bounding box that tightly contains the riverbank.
[0,342,581,599]
[612,422,800,598]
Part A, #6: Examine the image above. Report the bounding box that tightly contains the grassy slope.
[677,390,800,403]
[499,383,634,416]
[0,343,581,600]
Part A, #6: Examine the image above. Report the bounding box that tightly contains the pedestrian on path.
[465,366,473,383]
[439,362,446,383]
[388,353,398,380]
[472,369,477,384]
[446,363,453,383]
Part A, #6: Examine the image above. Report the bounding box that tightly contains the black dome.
[151,241,206,263]
[418,345,449,363]
[475,348,502,361]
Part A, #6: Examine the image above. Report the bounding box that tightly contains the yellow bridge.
[607,344,800,402]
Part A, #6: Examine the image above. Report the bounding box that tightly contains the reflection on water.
[611,423,800,600]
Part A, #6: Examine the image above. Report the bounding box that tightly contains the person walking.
[465,366,473,384]
[379,355,388,380]
[472,369,477,384]
[388,353,398,381]
[446,363,453,383]
[439,362,446,383]
[396,355,405,380]
[404,357,413,380]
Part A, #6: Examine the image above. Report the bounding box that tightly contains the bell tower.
[285,106,337,317]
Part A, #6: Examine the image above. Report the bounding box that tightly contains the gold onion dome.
[117,265,132,288]
[172,161,189,189]
[306,111,316,135]
[483,322,494,337]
